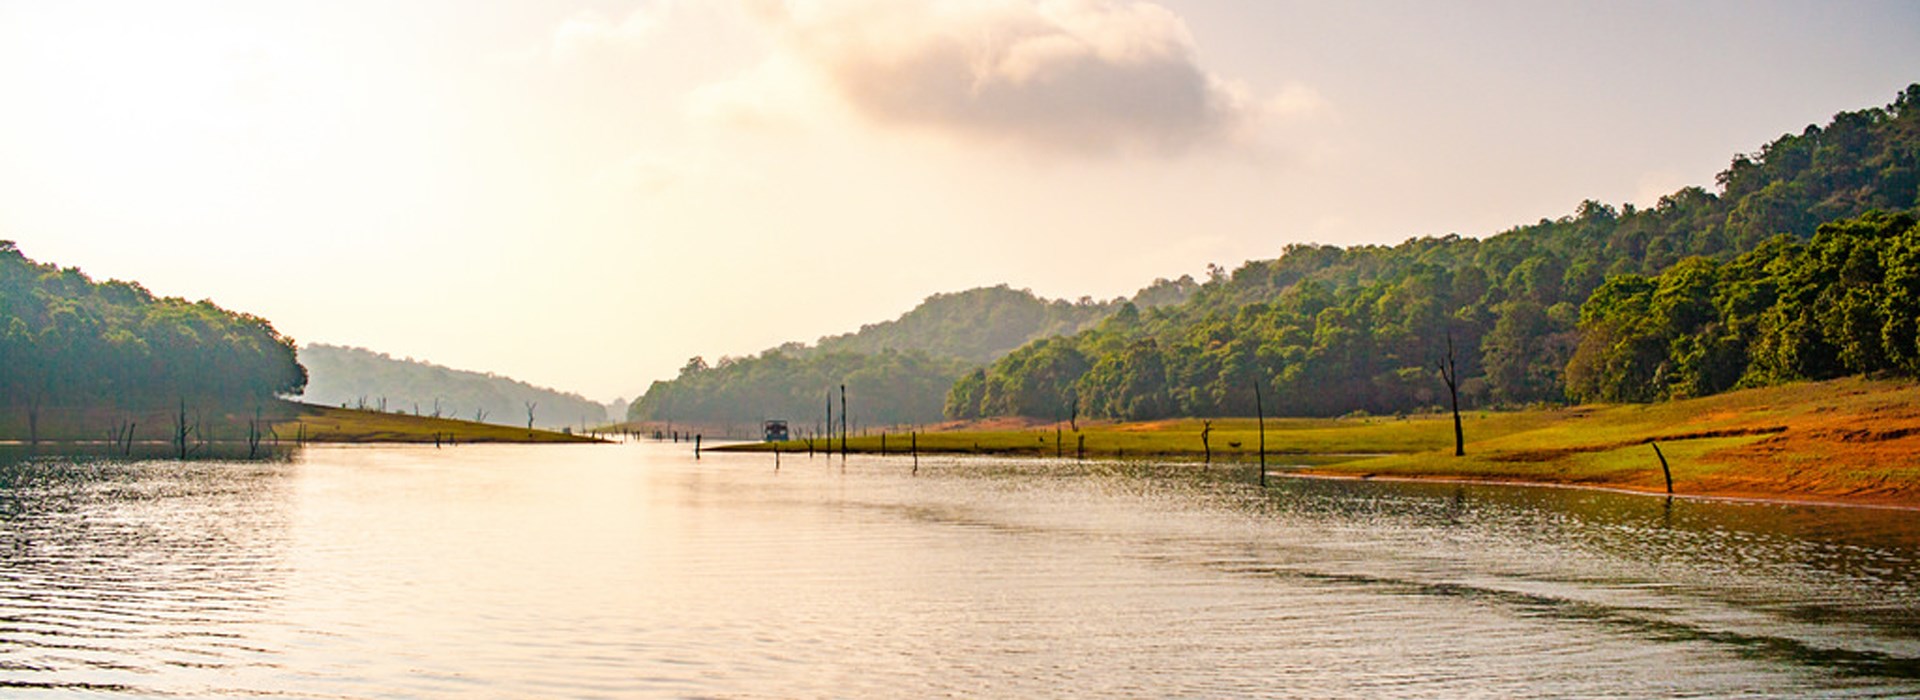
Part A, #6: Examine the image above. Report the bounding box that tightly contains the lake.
[1,441,1916,697]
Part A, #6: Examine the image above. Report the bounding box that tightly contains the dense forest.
[1569,210,1920,402]
[0,242,305,440]
[629,350,971,435]
[632,84,1919,429]
[953,84,1920,420]
[626,282,1197,429]
[299,344,612,430]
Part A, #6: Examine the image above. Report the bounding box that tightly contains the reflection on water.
[0,443,1916,697]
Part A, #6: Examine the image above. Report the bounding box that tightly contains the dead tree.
[1254,383,1267,487]
[1653,442,1673,494]
[248,405,263,459]
[524,401,538,434]
[25,395,40,447]
[1438,333,1465,457]
[173,398,194,459]
[474,407,489,423]
[1200,420,1213,464]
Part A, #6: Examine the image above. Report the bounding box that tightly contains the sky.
[3,0,1918,403]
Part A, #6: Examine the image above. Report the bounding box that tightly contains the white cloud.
[685,53,836,131]
[707,0,1304,157]
[518,1,678,64]
[1263,82,1331,121]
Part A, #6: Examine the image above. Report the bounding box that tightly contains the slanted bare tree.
[524,401,538,433]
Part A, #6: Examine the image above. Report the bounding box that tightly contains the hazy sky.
[3,1,1918,402]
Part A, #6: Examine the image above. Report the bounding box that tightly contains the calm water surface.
[1,441,1916,697]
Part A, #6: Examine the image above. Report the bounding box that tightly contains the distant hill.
[299,344,611,430]
[812,280,1197,364]
[625,280,1200,428]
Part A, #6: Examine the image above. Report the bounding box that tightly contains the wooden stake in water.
[912,431,919,475]
[695,434,702,459]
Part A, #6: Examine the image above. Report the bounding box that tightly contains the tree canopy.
[957,84,1920,419]
[0,242,305,415]
[627,281,1197,429]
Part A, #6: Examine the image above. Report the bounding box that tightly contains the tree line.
[628,349,971,432]
[625,281,1198,428]
[0,241,305,438]
[951,84,1920,420]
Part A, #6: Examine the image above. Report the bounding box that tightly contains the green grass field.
[274,403,602,444]
[719,376,1920,507]
[730,411,1559,461]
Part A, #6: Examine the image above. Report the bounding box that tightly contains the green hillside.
[957,84,1920,420]
[0,242,304,443]
[299,344,612,431]
[627,280,1196,428]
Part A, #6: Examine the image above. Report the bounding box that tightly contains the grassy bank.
[273,403,601,444]
[0,400,599,446]
[722,377,1920,508]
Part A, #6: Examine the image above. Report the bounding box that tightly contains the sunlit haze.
[4,0,1917,401]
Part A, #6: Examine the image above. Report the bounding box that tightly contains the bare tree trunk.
[1254,384,1267,487]
[1439,333,1464,457]
[248,405,262,459]
[1653,442,1673,494]
[26,396,40,447]
[1201,420,1212,465]
[174,398,191,459]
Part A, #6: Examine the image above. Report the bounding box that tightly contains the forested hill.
[626,280,1199,430]
[812,284,1126,364]
[952,84,1920,420]
[299,344,611,430]
[0,242,305,438]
